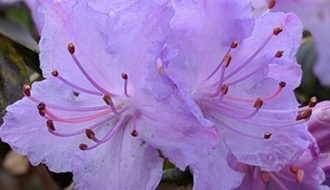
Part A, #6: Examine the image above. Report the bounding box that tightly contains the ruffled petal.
[190,138,245,190]
[137,92,219,170]
[71,126,163,190]
[0,79,103,172]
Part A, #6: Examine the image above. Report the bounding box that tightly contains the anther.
[224,54,232,67]
[275,50,284,58]
[85,128,95,139]
[68,43,75,54]
[308,96,317,108]
[296,108,312,120]
[37,102,46,111]
[261,172,270,184]
[230,41,239,49]
[264,132,272,139]
[23,84,31,97]
[51,69,59,77]
[273,27,283,36]
[121,73,128,80]
[130,130,138,137]
[46,119,55,131]
[290,166,298,174]
[37,102,46,116]
[279,81,286,88]
[268,0,276,9]
[221,84,229,95]
[103,93,112,105]
[254,98,263,109]
[79,143,88,150]
[295,169,304,183]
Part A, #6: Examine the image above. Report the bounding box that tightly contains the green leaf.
[0,18,39,53]
[0,36,30,125]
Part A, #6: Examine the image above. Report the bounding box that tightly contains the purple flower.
[252,0,330,86]
[235,146,328,190]
[307,101,330,186]
[160,0,310,188]
[234,101,330,189]
[0,0,218,189]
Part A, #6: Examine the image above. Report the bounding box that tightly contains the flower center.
[191,24,317,140]
[23,43,138,151]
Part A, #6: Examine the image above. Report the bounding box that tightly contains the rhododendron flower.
[235,100,330,189]
[308,101,330,186]
[160,0,310,188]
[251,0,330,86]
[235,147,328,190]
[0,0,218,189]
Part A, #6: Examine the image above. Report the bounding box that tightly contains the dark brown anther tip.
[268,0,276,9]
[37,102,46,111]
[290,166,298,174]
[121,72,128,80]
[79,143,88,151]
[68,43,75,54]
[273,27,283,36]
[102,93,112,105]
[261,172,270,184]
[224,54,232,68]
[279,81,286,88]
[51,69,59,77]
[308,96,317,108]
[254,97,263,109]
[23,84,31,97]
[263,132,272,139]
[275,50,284,58]
[46,119,55,131]
[130,130,138,137]
[230,40,239,49]
[221,84,229,95]
[39,110,45,116]
[85,128,95,139]
[296,109,312,120]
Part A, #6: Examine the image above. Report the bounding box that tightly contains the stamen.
[295,169,304,183]
[28,95,109,111]
[130,114,138,137]
[308,96,317,108]
[273,27,283,36]
[224,54,232,68]
[121,72,130,97]
[268,0,276,9]
[225,82,285,102]
[47,119,56,131]
[262,172,270,184]
[231,40,239,49]
[223,29,278,81]
[263,132,272,139]
[79,117,126,150]
[68,43,117,97]
[45,113,123,138]
[23,84,31,97]
[254,97,263,109]
[52,69,102,96]
[43,108,112,123]
[275,50,284,58]
[205,40,238,81]
[296,108,312,120]
[79,143,88,150]
[103,93,118,115]
[85,128,95,139]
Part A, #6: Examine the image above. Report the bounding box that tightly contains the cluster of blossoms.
[0,0,330,189]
